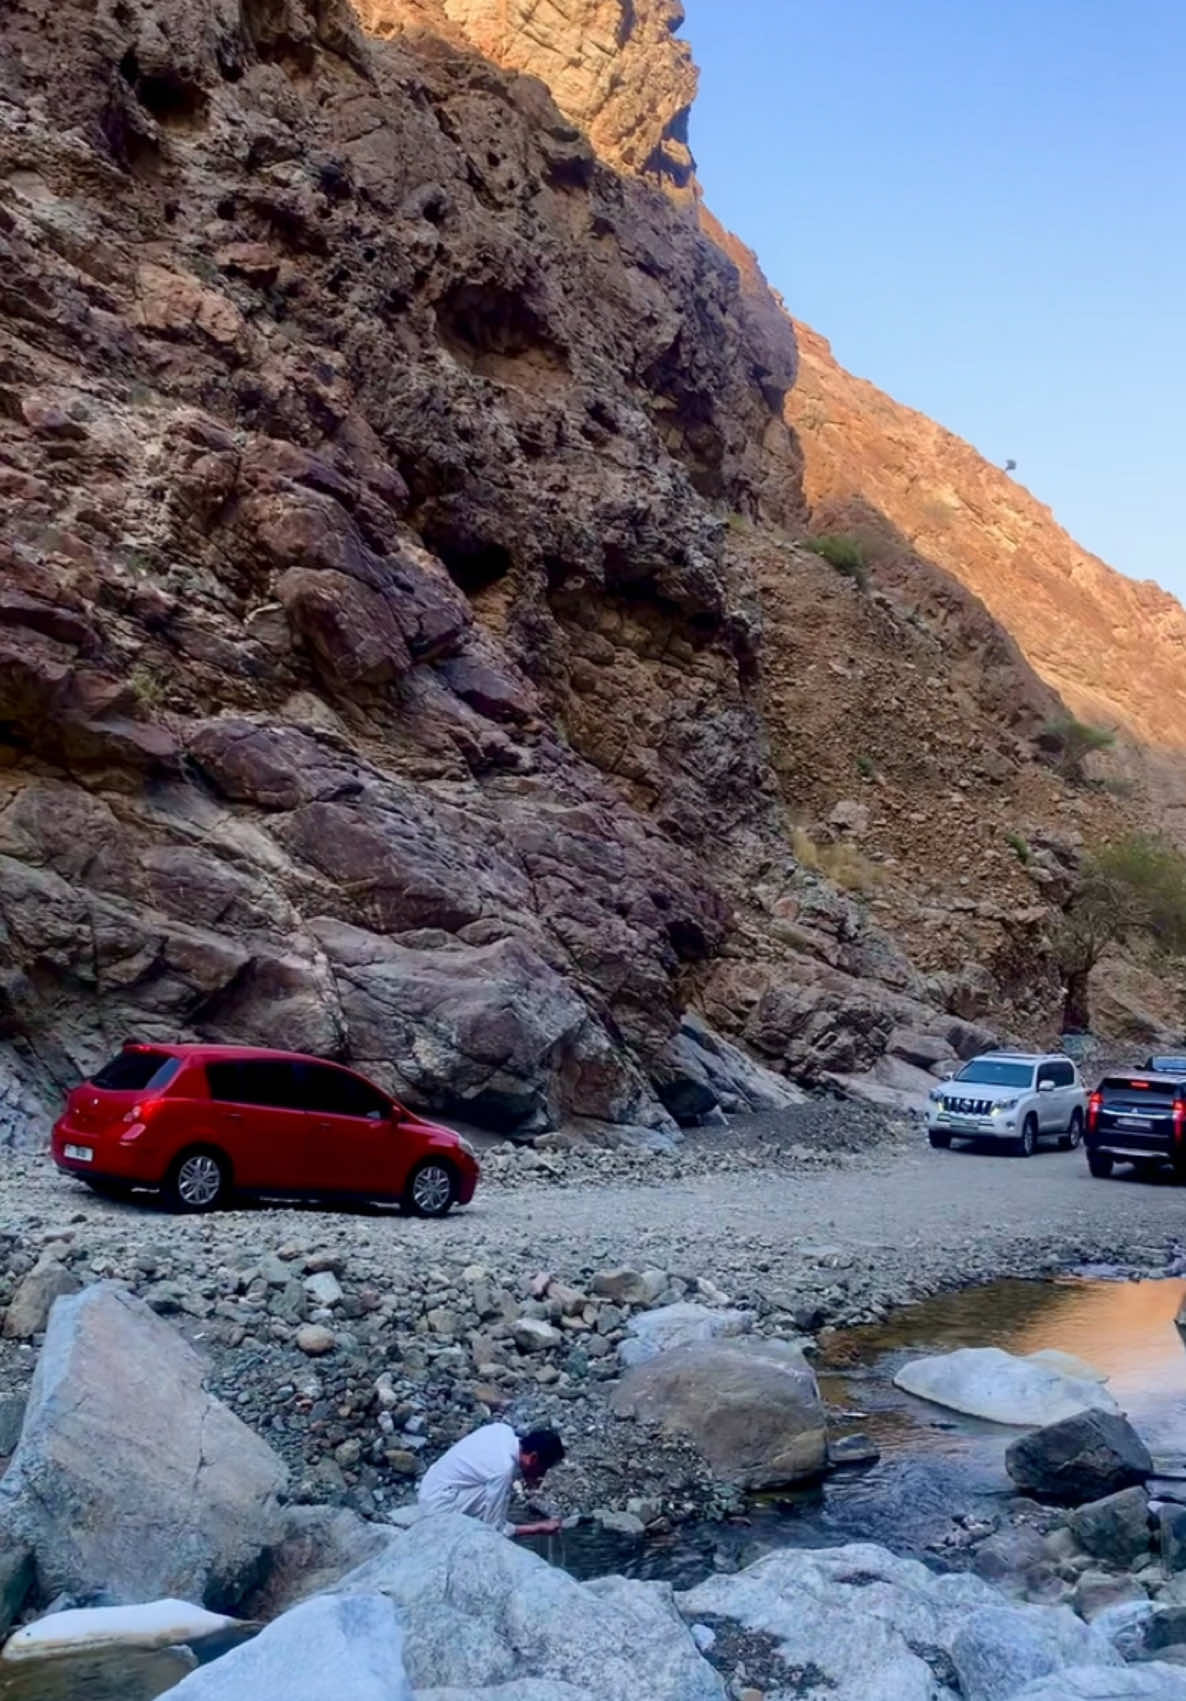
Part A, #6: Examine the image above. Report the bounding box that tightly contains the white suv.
[926,1052,1087,1158]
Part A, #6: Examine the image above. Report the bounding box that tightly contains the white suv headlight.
[991,1098,1019,1114]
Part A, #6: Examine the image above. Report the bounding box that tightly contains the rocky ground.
[1,1103,1184,1544]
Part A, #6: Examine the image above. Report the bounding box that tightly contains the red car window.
[206,1059,307,1109]
[302,1064,391,1121]
[90,1051,181,1093]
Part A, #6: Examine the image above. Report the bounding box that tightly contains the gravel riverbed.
[0,1105,1182,1541]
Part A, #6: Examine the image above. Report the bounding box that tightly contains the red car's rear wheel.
[165,1148,230,1213]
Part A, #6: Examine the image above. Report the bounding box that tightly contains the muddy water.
[588,1274,1186,1588]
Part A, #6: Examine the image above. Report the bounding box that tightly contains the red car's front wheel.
[405,1160,456,1218]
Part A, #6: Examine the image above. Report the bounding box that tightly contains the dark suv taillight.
[1086,1091,1102,1133]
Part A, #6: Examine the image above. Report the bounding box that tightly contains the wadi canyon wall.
[0,0,1179,1146]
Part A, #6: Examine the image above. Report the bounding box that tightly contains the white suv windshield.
[955,1061,1034,1087]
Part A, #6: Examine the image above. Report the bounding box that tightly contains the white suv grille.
[942,1095,994,1116]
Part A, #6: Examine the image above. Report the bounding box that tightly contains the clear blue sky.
[686,0,1186,600]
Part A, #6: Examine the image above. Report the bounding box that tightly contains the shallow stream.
[549,1272,1186,1586]
[8,1273,1186,1696]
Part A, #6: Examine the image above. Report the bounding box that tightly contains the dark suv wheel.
[1087,1148,1114,1179]
[1014,1115,1038,1158]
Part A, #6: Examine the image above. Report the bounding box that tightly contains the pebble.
[295,1324,336,1357]
[304,1272,343,1307]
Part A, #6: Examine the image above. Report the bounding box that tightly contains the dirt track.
[2,1133,1181,1331]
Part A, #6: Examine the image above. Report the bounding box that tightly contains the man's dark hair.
[519,1428,564,1471]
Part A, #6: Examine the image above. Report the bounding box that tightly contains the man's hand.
[513,1518,563,1538]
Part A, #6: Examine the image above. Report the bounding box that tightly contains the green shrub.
[802,533,869,590]
[856,754,876,779]
[1042,715,1115,779]
[128,664,165,709]
[1006,831,1030,865]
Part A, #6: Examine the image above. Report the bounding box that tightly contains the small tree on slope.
[1058,834,1186,1031]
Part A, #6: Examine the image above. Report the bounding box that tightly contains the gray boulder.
[1073,1574,1149,1622]
[617,1302,754,1369]
[679,1542,1117,1701]
[334,1512,723,1701]
[1069,1487,1152,1566]
[1006,1410,1153,1504]
[0,1393,26,1455]
[952,1603,1118,1701]
[650,1013,804,1123]
[1159,1504,1186,1574]
[0,1534,34,1636]
[1091,1599,1159,1661]
[167,1593,410,1700]
[3,1258,81,1339]
[249,1505,395,1618]
[1012,1667,1186,1698]
[609,1338,827,1488]
[0,1284,286,1607]
[973,1526,1051,1591]
[591,1269,667,1306]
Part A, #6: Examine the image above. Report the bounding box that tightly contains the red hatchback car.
[52,1042,479,1216]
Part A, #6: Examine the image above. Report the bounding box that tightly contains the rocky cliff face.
[1,0,1171,1147]
[0,0,841,1145]
[357,0,700,190]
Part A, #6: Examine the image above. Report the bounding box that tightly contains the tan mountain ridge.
[787,321,1186,837]
[0,0,1178,1146]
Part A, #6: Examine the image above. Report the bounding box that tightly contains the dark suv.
[52,1042,480,1215]
[1085,1066,1186,1181]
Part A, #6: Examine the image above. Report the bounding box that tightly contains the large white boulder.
[335,1512,723,1701]
[893,1347,1121,1426]
[617,1302,754,1368]
[678,1542,1118,1701]
[0,1284,287,1607]
[167,1593,409,1700]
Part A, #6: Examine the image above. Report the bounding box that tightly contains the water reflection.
[818,1275,1186,1465]
[0,1645,194,1701]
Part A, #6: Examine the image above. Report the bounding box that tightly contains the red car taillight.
[120,1100,165,1141]
[1175,1102,1185,1144]
[1087,1091,1102,1132]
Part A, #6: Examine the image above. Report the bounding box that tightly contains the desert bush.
[791,825,881,895]
[802,533,869,590]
